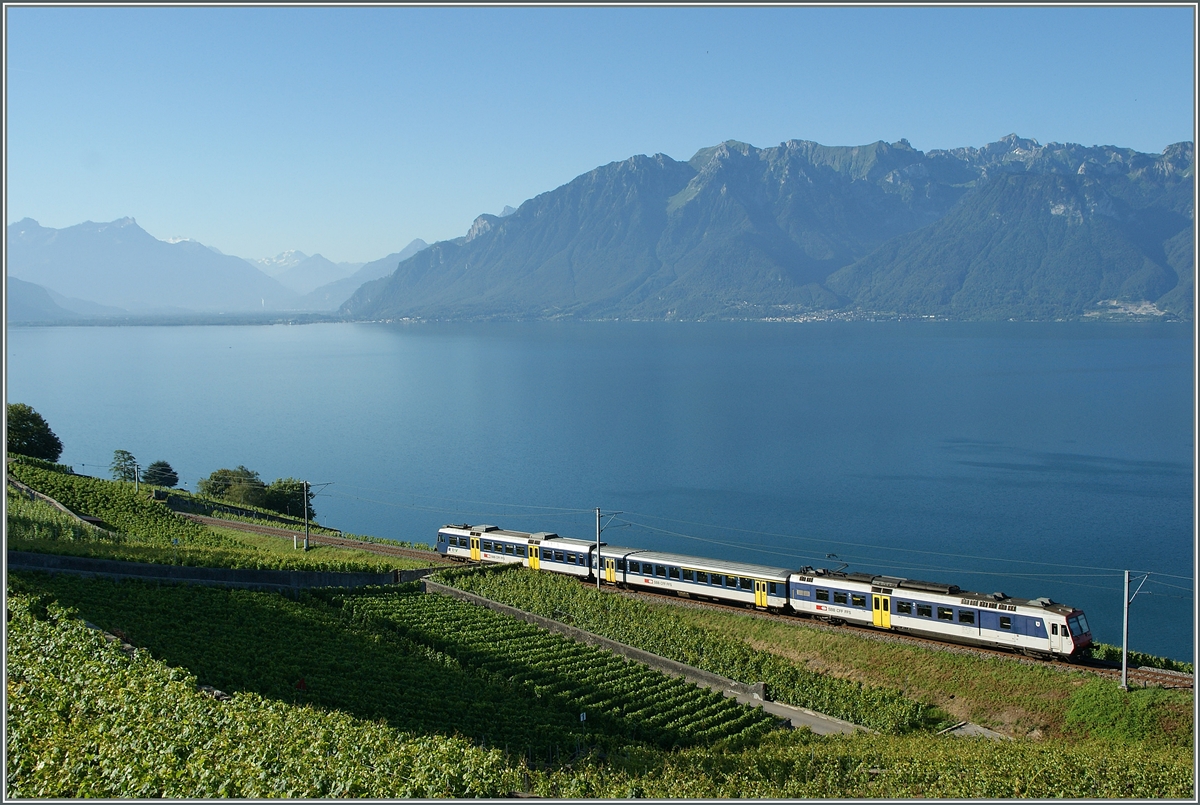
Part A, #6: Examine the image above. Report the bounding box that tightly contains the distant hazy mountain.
[7,277,80,322]
[270,254,364,295]
[342,135,1193,321]
[300,239,429,310]
[6,218,301,313]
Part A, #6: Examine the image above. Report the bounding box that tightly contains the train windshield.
[1068,614,1090,636]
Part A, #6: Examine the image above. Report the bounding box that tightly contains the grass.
[671,606,1075,735]
[6,486,436,573]
[662,600,1192,744]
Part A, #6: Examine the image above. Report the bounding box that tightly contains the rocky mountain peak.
[466,214,500,243]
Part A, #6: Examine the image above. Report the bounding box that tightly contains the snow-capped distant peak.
[254,248,312,273]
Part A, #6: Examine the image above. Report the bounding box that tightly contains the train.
[436,523,1094,660]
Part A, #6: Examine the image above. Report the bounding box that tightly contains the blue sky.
[5,5,1195,263]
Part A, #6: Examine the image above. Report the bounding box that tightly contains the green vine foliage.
[7,576,1194,799]
[438,565,946,734]
[6,589,522,798]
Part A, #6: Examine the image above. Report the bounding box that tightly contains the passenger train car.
[436,523,1092,659]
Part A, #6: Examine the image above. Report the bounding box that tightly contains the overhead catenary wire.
[613,508,1182,577]
[609,516,1175,592]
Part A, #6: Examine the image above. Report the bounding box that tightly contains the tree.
[142,460,179,488]
[197,466,267,508]
[110,450,138,482]
[6,403,63,461]
[263,477,316,520]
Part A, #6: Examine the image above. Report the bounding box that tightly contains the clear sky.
[5,5,1196,263]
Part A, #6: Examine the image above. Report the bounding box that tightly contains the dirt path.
[180,513,455,565]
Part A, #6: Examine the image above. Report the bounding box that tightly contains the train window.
[937,607,953,621]
[1051,623,1058,635]
[656,565,667,578]
[438,534,445,543]
[669,567,680,580]
[834,592,848,605]
[617,559,626,571]
[958,610,975,625]
[725,576,738,589]
[1069,613,1089,635]
[504,544,515,555]
[895,601,912,615]
[682,569,694,581]
[481,541,491,551]
[816,589,829,602]
[696,571,708,584]
[769,582,778,596]
[851,594,866,607]
[917,604,932,618]
[1000,616,1012,630]
[554,551,565,562]
[795,588,810,598]
[740,578,753,591]
[627,561,639,573]
[517,546,527,557]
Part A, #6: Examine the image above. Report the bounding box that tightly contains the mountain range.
[6,134,1193,323]
[343,135,1193,321]
[5,217,428,319]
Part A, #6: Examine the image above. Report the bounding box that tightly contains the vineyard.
[8,572,774,757]
[439,564,944,734]
[6,467,432,573]
[6,587,523,798]
[7,573,1194,798]
[326,586,779,749]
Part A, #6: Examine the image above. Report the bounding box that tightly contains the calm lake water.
[6,321,1194,659]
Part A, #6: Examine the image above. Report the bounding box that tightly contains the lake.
[5,320,1194,659]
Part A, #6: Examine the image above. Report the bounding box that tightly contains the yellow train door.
[470,536,480,562]
[754,579,768,608]
[529,545,540,570]
[605,558,615,583]
[872,594,892,628]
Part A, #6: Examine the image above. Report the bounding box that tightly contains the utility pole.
[596,508,602,590]
[303,480,310,551]
[593,508,625,589]
[1121,569,1150,691]
[134,462,139,494]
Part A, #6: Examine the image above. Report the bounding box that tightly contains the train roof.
[538,535,599,549]
[439,524,535,539]
[809,569,1079,614]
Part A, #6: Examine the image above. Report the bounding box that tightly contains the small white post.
[303,480,310,551]
[596,507,602,590]
[1121,569,1130,691]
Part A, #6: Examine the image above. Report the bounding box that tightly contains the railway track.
[176,519,1193,690]
[594,579,1193,690]
[181,513,455,565]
